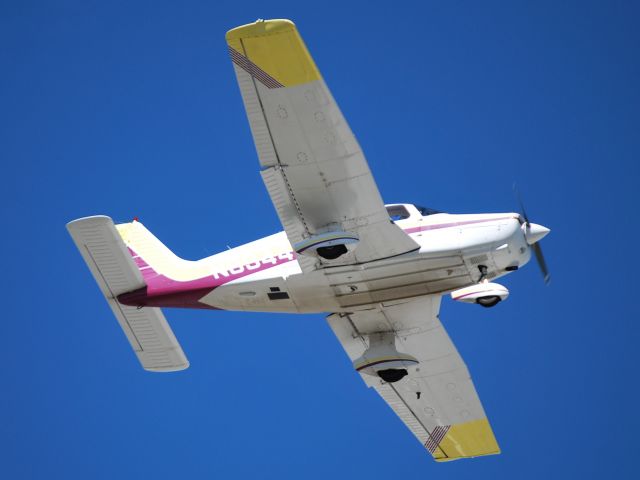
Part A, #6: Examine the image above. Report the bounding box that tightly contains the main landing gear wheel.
[377,368,408,383]
[317,244,348,260]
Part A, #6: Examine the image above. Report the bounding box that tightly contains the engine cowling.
[451,282,509,308]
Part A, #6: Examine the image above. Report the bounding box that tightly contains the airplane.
[67,19,550,462]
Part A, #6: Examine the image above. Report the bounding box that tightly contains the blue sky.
[1,1,639,478]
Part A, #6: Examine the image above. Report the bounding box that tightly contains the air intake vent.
[469,254,489,265]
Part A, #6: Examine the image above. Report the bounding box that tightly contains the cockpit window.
[386,205,411,221]
[415,205,442,216]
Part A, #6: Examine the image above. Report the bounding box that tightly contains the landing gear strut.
[478,265,488,283]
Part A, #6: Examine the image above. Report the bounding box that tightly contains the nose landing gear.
[451,265,509,307]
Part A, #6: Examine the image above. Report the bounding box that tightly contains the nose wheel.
[476,295,501,307]
[477,265,500,307]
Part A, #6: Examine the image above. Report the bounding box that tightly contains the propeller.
[514,185,551,284]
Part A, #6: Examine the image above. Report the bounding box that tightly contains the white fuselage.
[198,205,530,314]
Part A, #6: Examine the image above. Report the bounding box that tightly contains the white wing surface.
[327,296,500,461]
[67,216,189,372]
[226,20,419,270]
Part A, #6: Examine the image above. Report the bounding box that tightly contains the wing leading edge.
[226,20,419,270]
[327,296,500,461]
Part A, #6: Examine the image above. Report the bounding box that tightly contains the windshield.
[415,205,442,216]
[385,204,443,221]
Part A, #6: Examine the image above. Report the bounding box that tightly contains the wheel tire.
[477,295,501,308]
[317,244,348,260]
[377,368,408,383]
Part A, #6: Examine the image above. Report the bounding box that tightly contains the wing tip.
[226,18,295,42]
[433,417,501,462]
[434,448,501,462]
[143,361,190,373]
[66,215,113,231]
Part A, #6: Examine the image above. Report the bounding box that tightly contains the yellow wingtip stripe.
[225,18,321,87]
[432,418,500,461]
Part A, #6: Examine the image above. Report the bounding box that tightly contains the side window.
[386,205,411,221]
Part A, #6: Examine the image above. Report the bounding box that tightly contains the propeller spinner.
[515,186,551,284]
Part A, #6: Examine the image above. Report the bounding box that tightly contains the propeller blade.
[513,183,530,226]
[532,242,550,284]
[513,184,550,284]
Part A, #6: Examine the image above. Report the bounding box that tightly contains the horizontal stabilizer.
[67,216,189,372]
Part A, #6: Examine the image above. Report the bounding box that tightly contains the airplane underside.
[67,18,551,462]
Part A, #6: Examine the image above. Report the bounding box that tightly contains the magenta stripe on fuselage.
[126,248,294,296]
[403,216,514,235]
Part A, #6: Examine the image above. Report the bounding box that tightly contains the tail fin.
[67,216,189,372]
[114,220,212,286]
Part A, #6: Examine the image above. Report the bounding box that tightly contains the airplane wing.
[327,296,500,461]
[226,20,419,270]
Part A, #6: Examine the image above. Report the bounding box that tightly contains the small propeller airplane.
[67,19,550,462]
